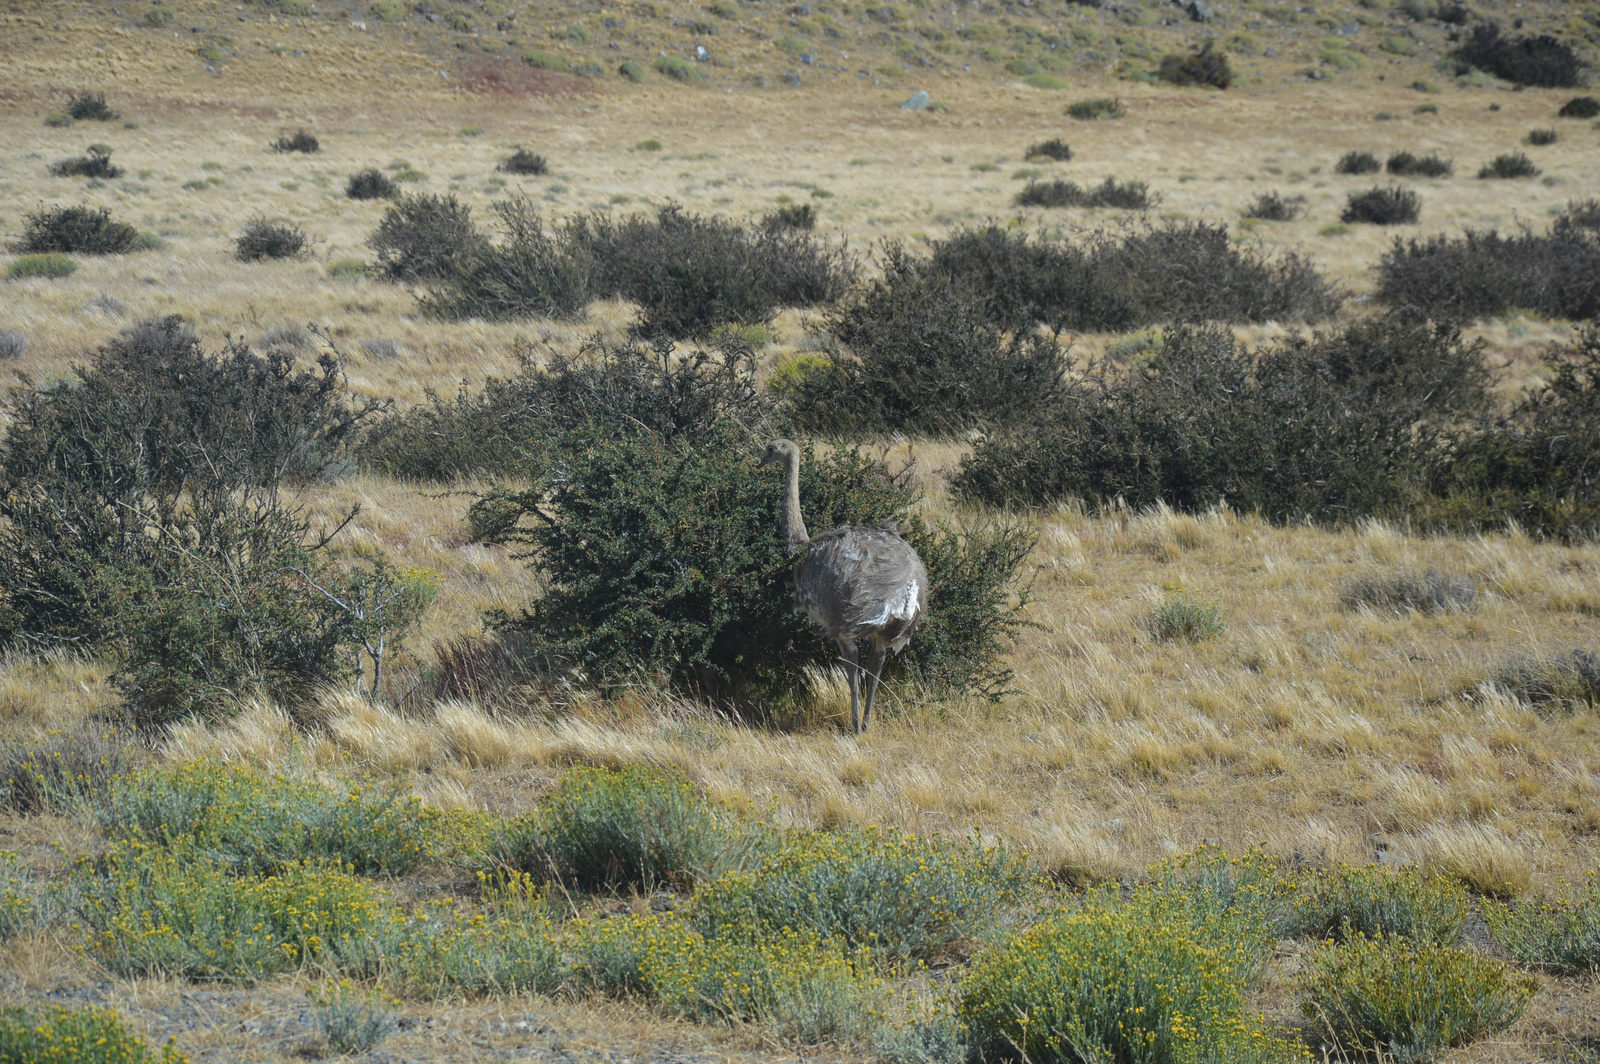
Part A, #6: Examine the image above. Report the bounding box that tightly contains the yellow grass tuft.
[1410,823,1537,900]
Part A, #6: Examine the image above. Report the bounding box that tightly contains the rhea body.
[759,439,929,734]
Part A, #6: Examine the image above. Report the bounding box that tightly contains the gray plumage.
[760,438,929,734]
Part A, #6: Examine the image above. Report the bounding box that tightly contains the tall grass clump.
[0,317,399,724]
[694,827,1030,960]
[367,191,488,282]
[490,765,748,892]
[1148,594,1224,642]
[76,843,384,981]
[99,761,435,876]
[48,146,124,179]
[960,895,1297,1064]
[14,204,138,254]
[471,426,1034,704]
[1294,866,1469,944]
[1340,568,1477,613]
[0,1006,186,1064]
[1343,186,1420,224]
[954,316,1481,522]
[1493,649,1600,712]
[1296,934,1536,1062]
[1485,874,1600,973]
[1449,21,1586,88]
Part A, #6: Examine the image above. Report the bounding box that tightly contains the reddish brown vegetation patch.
[455,56,590,98]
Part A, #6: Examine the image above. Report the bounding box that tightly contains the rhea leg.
[840,640,861,734]
[860,643,888,733]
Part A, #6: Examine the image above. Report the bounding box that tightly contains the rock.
[603,16,624,28]
[784,71,801,85]
[787,2,810,13]
[425,11,439,21]
[1339,20,1357,33]
[695,44,709,60]
[1376,849,1413,867]
[900,89,930,109]
[800,51,814,64]
[1306,68,1325,79]
[1200,836,1222,848]
[1157,839,1182,856]
[1186,0,1214,21]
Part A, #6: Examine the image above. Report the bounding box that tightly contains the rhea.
[760,438,929,734]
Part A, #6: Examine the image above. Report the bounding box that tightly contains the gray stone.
[1376,849,1413,867]
[783,71,801,85]
[800,51,814,64]
[695,44,709,60]
[900,89,930,109]
[1186,0,1214,20]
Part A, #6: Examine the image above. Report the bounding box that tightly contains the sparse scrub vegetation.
[0,1006,185,1064]
[47,146,123,179]
[271,129,319,153]
[1294,866,1470,944]
[1014,176,1151,209]
[1387,151,1452,177]
[368,192,488,281]
[499,148,548,175]
[1343,186,1421,224]
[65,93,119,121]
[762,202,816,230]
[233,217,307,261]
[1449,21,1587,88]
[1243,190,1305,220]
[14,205,139,254]
[1558,95,1600,118]
[1493,649,1600,713]
[1148,595,1225,642]
[1340,568,1477,613]
[1479,152,1540,179]
[1526,128,1558,146]
[7,253,78,278]
[1066,96,1123,119]
[346,168,397,199]
[1158,43,1232,88]
[1024,137,1072,160]
[1485,875,1600,973]
[1335,150,1382,174]
[0,723,136,815]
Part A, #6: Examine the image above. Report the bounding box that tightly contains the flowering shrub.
[1296,934,1536,1062]
[693,826,1030,960]
[959,899,1303,1064]
[0,1005,188,1064]
[98,761,435,876]
[1296,865,1468,945]
[0,851,45,941]
[1485,873,1600,973]
[77,842,383,981]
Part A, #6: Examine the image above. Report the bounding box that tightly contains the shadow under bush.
[952,316,1486,524]
[0,317,397,725]
[469,426,1033,706]
[1376,203,1600,321]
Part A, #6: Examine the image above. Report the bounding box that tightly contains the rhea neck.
[778,446,811,553]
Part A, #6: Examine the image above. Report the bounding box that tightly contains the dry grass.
[3,2,1600,1059]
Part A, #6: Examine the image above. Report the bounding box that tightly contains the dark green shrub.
[619,59,647,82]
[367,333,775,481]
[0,1005,185,1064]
[656,54,701,81]
[1478,152,1540,179]
[783,243,1067,435]
[48,146,123,179]
[1493,649,1600,712]
[346,168,397,199]
[15,204,138,254]
[1340,568,1477,613]
[367,191,488,282]
[499,148,548,175]
[1294,866,1470,945]
[66,93,120,121]
[1450,21,1586,88]
[492,764,749,891]
[1376,205,1600,321]
[271,129,319,153]
[1387,151,1453,177]
[1526,128,1558,146]
[234,217,307,261]
[573,205,853,338]
[8,253,78,278]
[1242,191,1305,220]
[1014,177,1151,209]
[0,318,393,723]
[1343,186,1420,224]
[1066,96,1123,119]
[417,195,593,321]
[1024,137,1072,160]
[1336,150,1382,174]
[694,827,1029,960]
[761,202,816,230]
[0,722,137,815]
[1296,935,1536,1063]
[472,427,1033,704]
[1558,95,1600,118]
[1417,327,1600,539]
[952,317,1486,523]
[1158,43,1232,88]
